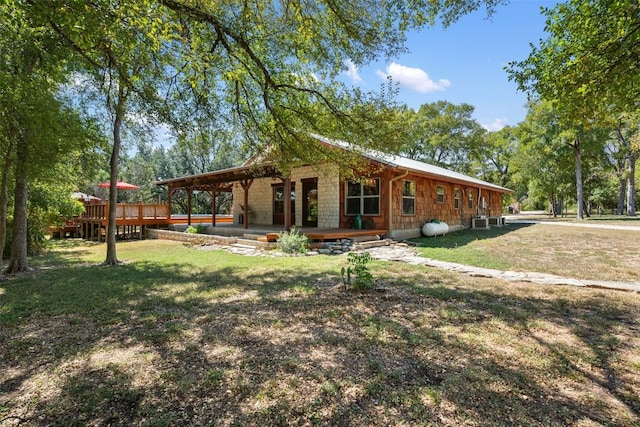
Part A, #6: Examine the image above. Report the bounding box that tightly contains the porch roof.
[155,163,282,191]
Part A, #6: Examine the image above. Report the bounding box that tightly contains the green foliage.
[276,227,309,254]
[341,251,374,290]
[399,101,485,174]
[507,0,640,123]
[184,225,207,234]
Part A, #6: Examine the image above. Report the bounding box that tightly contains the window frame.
[468,190,474,209]
[401,180,416,215]
[454,188,460,209]
[345,178,381,216]
[436,185,445,203]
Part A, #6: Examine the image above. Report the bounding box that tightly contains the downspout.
[388,169,410,234]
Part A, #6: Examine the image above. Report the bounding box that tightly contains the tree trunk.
[549,194,557,217]
[103,83,128,266]
[0,143,13,281]
[573,138,584,221]
[617,176,627,215]
[627,152,637,216]
[6,136,29,273]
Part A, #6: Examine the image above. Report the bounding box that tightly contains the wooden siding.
[337,170,505,234]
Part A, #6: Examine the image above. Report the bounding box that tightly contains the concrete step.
[235,238,274,249]
[354,239,393,250]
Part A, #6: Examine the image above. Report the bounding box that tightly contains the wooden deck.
[72,202,232,241]
[62,202,387,242]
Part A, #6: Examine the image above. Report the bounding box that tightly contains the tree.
[0,5,75,273]
[507,0,640,123]
[611,114,639,215]
[512,102,576,215]
[399,101,485,173]
[0,3,105,275]
[0,133,13,281]
[477,126,518,188]
[507,0,640,217]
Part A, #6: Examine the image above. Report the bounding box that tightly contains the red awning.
[98,180,140,190]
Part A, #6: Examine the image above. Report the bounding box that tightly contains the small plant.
[276,226,309,254]
[341,251,374,290]
[185,224,208,234]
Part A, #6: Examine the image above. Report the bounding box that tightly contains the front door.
[302,178,318,227]
[273,183,295,225]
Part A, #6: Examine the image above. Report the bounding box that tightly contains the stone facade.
[231,164,340,227]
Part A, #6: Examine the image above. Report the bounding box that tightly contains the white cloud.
[344,59,362,83]
[482,118,508,131]
[376,62,450,93]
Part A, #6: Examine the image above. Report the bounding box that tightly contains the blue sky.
[341,0,560,131]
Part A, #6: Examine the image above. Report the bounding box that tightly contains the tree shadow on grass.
[1,254,639,426]
[401,277,640,424]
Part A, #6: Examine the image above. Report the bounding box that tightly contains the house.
[156,135,511,239]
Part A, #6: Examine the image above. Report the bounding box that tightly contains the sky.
[340,0,560,132]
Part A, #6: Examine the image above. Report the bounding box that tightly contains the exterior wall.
[387,173,505,239]
[231,164,340,227]
[230,162,506,236]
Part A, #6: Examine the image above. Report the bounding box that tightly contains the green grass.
[1,239,640,426]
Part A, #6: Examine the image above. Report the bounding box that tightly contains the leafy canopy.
[507,0,640,123]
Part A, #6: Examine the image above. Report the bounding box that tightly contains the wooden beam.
[168,188,175,220]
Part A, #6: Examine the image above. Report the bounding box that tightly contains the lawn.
[413,223,640,282]
[1,239,640,426]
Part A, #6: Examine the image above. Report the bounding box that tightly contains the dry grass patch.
[414,223,640,282]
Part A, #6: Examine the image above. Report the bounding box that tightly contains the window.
[436,185,445,203]
[346,178,380,215]
[454,188,460,209]
[402,180,416,215]
[468,190,473,209]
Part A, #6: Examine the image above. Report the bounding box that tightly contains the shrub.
[185,226,198,234]
[276,227,309,254]
[341,251,374,290]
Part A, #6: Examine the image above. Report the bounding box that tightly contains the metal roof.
[311,134,511,193]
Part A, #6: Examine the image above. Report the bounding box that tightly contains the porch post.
[208,186,219,227]
[187,188,192,226]
[240,179,253,229]
[283,177,292,231]
[168,188,174,219]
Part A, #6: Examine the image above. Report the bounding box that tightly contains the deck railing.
[82,202,170,221]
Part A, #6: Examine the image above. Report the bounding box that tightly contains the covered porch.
[156,163,369,237]
[156,163,291,229]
